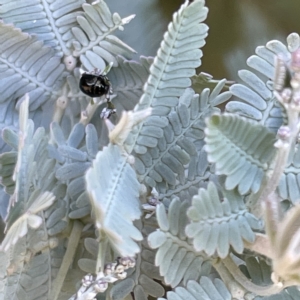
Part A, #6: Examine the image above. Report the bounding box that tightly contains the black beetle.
[79,71,112,100]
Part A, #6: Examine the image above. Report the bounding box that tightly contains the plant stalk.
[263,108,299,239]
[49,221,83,300]
[96,235,108,273]
[80,98,105,126]
[222,256,284,296]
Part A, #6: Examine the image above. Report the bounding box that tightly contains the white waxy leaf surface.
[86,144,142,256]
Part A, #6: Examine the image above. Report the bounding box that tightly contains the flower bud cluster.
[274,49,300,112]
[142,187,160,219]
[70,257,136,300]
[104,256,136,279]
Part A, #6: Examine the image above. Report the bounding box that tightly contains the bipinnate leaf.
[110,56,153,112]
[0,191,55,252]
[158,277,231,300]
[86,144,142,257]
[0,22,65,109]
[134,84,231,190]
[109,218,165,300]
[186,182,261,257]
[50,122,101,222]
[137,0,208,111]
[0,0,84,54]
[72,1,136,70]
[148,198,210,287]
[226,38,292,133]
[0,0,135,62]
[126,0,209,154]
[4,97,53,228]
[204,113,276,194]
[224,33,300,207]
[1,250,59,300]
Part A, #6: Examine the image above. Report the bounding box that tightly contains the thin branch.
[79,98,105,126]
[222,256,284,296]
[213,258,248,299]
[52,84,69,124]
[50,221,84,300]
[96,234,108,273]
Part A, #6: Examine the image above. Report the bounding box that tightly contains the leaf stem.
[52,96,68,124]
[213,258,247,299]
[96,235,108,273]
[49,221,83,300]
[79,98,105,126]
[264,110,299,239]
[222,256,284,296]
[52,84,69,124]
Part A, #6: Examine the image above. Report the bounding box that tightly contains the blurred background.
[108,0,300,81]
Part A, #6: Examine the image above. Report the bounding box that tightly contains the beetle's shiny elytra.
[79,69,116,119]
[79,73,111,99]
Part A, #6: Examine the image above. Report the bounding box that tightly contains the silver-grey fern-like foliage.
[90,55,153,148]
[0,0,137,139]
[225,34,300,207]
[205,114,276,194]
[159,277,231,300]
[86,144,142,257]
[0,0,84,53]
[109,218,165,300]
[1,0,300,299]
[0,21,65,131]
[125,0,209,154]
[0,0,143,298]
[135,83,230,192]
[109,56,153,112]
[226,39,290,133]
[148,199,211,288]
[0,99,67,300]
[186,182,261,257]
[0,0,135,60]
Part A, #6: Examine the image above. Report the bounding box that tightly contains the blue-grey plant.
[1,0,300,300]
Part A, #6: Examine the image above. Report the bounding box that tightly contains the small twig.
[250,55,300,218]
[247,50,300,290]
[50,221,83,300]
[79,98,104,126]
[96,235,108,273]
[259,113,298,201]
[260,100,300,245]
[222,256,284,296]
[213,258,247,299]
[53,84,69,124]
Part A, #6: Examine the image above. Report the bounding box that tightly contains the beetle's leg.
[106,83,112,101]
[107,79,113,95]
